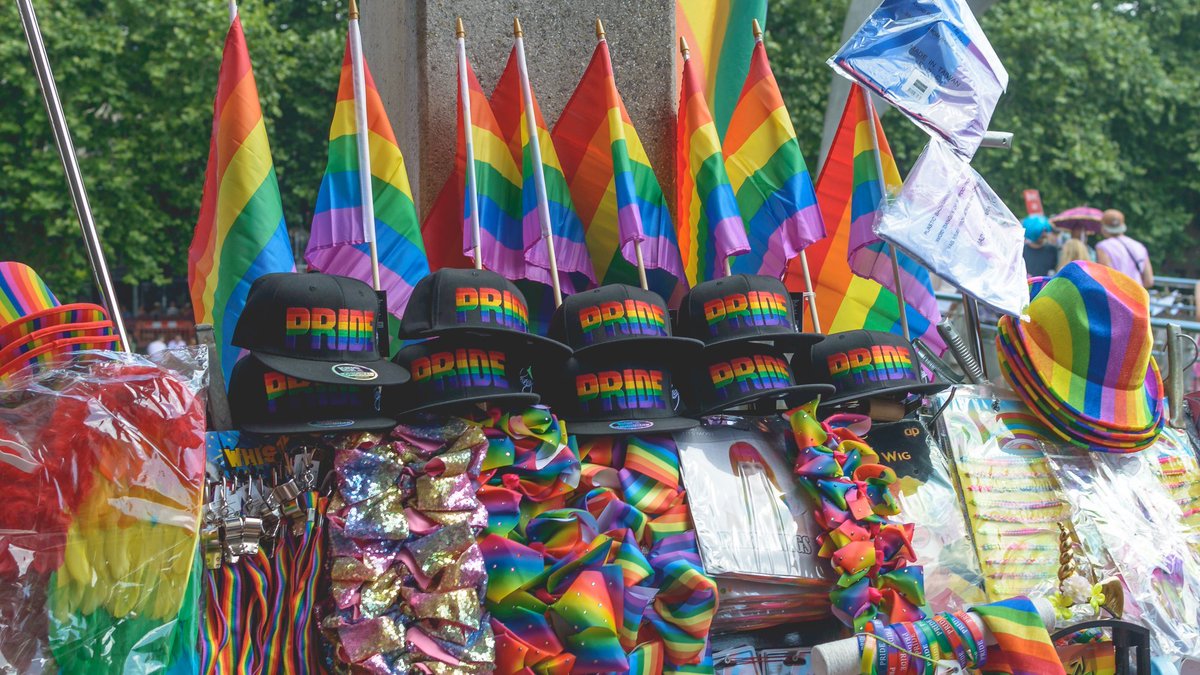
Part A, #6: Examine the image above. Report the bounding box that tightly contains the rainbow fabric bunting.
[844,87,941,337]
[787,86,945,351]
[553,38,686,301]
[723,37,825,280]
[305,35,430,318]
[491,46,596,295]
[675,0,768,138]
[421,56,524,279]
[188,17,295,383]
[676,52,750,285]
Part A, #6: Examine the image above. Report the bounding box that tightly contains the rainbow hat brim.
[0,303,110,349]
[0,262,59,328]
[0,335,120,380]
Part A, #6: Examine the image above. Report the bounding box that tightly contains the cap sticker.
[576,368,666,413]
[578,298,668,343]
[702,291,792,336]
[454,287,528,332]
[609,420,655,431]
[709,353,792,400]
[285,307,376,353]
[332,363,379,381]
[827,345,914,389]
[308,419,356,428]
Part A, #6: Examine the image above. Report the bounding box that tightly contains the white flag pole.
[228,0,237,22]
[456,18,484,270]
[348,0,380,289]
[514,18,563,306]
[860,84,910,342]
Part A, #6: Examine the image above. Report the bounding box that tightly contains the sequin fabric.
[323,425,493,673]
[477,407,718,674]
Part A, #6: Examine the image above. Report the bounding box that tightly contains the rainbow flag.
[676,52,750,286]
[786,86,944,351]
[421,56,524,280]
[722,37,825,280]
[675,0,768,139]
[552,37,685,301]
[491,46,595,294]
[305,35,429,318]
[972,597,1066,675]
[188,17,295,383]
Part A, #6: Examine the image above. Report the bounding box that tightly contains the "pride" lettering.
[826,345,913,386]
[284,307,375,352]
[708,354,792,399]
[575,368,665,412]
[411,348,509,392]
[577,299,667,342]
[454,287,529,331]
[702,291,791,335]
[262,371,363,413]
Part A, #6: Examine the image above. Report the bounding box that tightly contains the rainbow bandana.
[997,261,1164,451]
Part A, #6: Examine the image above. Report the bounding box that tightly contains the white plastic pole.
[513,18,562,306]
[348,0,380,289]
[456,18,483,270]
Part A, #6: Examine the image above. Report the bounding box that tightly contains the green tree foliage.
[0,0,343,299]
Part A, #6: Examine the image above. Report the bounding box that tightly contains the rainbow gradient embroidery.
[709,353,791,400]
[453,287,528,332]
[263,371,365,413]
[702,291,791,335]
[576,368,665,412]
[578,299,668,343]
[825,344,913,387]
[411,348,509,392]
[283,307,375,352]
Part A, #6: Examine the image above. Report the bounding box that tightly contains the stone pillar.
[360,0,677,221]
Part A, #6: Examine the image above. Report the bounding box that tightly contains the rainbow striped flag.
[676,51,750,286]
[305,35,429,318]
[675,0,768,139]
[188,16,295,383]
[491,46,595,294]
[786,86,945,351]
[972,597,1066,675]
[722,37,825,280]
[421,56,524,281]
[552,37,686,301]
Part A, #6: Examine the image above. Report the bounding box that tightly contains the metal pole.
[513,18,563,307]
[961,294,988,379]
[348,0,380,290]
[456,18,483,270]
[860,84,911,342]
[16,0,130,352]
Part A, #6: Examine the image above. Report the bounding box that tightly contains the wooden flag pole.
[16,0,130,351]
[456,17,484,270]
[514,17,563,306]
[859,84,910,342]
[597,17,649,290]
[349,0,380,290]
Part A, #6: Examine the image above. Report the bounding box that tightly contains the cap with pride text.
[227,354,399,434]
[798,329,947,407]
[398,268,569,357]
[675,274,823,350]
[391,333,539,416]
[682,342,835,416]
[231,273,410,386]
[547,284,702,356]
[539,354,698,436]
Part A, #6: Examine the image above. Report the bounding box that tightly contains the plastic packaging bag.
[876,139,1029,317]
[0,349,208,673]
[830,0,1008,159]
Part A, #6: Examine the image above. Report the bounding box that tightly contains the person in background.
[1095,209,1154,288]
[146,335,167,355]
[167,334,187,350]
[1058,227,1094,269]
[165,301,181,317]
[1021,214,1058,276]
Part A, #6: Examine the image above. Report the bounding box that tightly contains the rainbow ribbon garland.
[477,408,717,673]
[787,401,925,630]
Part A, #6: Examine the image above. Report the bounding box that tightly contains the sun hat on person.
[1100,209,1126,235]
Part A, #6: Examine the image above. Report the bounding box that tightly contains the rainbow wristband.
[933,613,968,670]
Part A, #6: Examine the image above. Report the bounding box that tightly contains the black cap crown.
[798,330,946,407]
[538,354,697,436]
[675,274,821,349]
[682,343,834,416]
[391,333,539,416]
[548,284,701,355]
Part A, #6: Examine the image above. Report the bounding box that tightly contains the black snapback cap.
[227,355,398,434]
[682,342,835,416]
[398,268,570,357]
[231,272,410,386]
[798,329,948,407]
[675,274,823,350]
[539,354,698,436]
[547,284,702,356]
[391,333,539,416]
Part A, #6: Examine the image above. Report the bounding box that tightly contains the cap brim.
[253,351,410,386]
[702,331,826,351]
[394,391,541,417]
[237,416,399,434]
[404,326,571,359]
[573,335,704,359]
[694,383,836,416]
[563,415,699,437]
[818,381,949,408]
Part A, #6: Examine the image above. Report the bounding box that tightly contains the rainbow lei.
[787,401,925,630]
[477,408,717,673]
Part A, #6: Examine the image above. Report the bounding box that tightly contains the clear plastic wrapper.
[0,349,208,673]
[1140,427,1200,553]
[876,139,1029,317]
[830,0,1008,159]
[934,386,1067,602]
[1046,448,1200,661]
[867,419,986,613]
